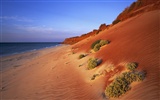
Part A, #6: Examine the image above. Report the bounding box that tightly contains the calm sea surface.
[0,42,61,57]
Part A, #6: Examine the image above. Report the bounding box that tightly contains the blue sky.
[1,0,135,42]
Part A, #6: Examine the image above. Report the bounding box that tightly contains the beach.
[0,45,106,100]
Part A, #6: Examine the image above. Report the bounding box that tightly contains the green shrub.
[79,54,85,59]
[105,77,131,98]
[126,62,138,71]
[99,40,110,46]
[91,40,101,49]
[112,19,121,25]
[93,43,101,52]
[105,70,146,98]
[91,40,110,52]
[91,74,99,80]
[88,58,98,70]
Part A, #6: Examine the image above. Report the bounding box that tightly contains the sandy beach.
[1,0,160,99]
[1,7,159,100]
[0,45,107,100]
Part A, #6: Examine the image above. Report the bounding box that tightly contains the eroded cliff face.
[62,24,109,44]
[114,0,160,22]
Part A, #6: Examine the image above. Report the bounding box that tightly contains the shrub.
[88,58,98,70]
[91,40,110,52]
[99,40,110,46]
[105,77,131,98]
[91,40,101,49]
[91,74,99,80]
[79,54,85,59]
[93,43,101,52]
[112,19,121,25]
[105,70,146,98]
[126,62,138,71]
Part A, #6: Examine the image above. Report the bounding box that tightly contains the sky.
[0,0,135,42]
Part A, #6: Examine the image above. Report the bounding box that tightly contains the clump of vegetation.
[91,40,101,49]
[88,58,100,70]
[79,54,86,59]
[126,62,138,71]
[93,43,101,52]
[99,40,110,46]
[91,40,110,52]
[88,58,98,70]
[105,71,146,98]
[91,74,100,80]
[112,19,121,25]
[105,62,146,98]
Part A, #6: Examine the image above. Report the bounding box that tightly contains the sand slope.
[1,45,106,100]
[1,10,159,100]
[73,10,160,99]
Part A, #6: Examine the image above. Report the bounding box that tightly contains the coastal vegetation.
[78,54,86,59]
[126,62,138,71]
[91,74,100,80]
[105,70,146,98]
[105,62,146,98]
[87,58,102,70]
[91,40,110,52]
[91,40,101,49]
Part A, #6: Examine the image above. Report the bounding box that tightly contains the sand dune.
[1,45,106,100]
[1,10,159,100]
[73,10,160,99]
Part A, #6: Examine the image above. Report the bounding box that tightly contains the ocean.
[0,42,61,57]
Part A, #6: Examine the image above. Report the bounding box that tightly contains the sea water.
[0,42,61,57]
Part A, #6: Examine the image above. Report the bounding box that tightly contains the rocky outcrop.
[113,0,160,23]
[62,24,109,44]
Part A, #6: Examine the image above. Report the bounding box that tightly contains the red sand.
[73,10,160,99]
[1,10,159,100]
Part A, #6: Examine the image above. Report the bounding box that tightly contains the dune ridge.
[72,10,160,99]
[1,1,160,99]
[1,10,159,100]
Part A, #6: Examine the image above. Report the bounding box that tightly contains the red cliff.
[62,24,109,44]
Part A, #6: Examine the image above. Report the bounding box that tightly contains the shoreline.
[0,43,64,57]
[0,44,105,100]
[0,44,69,71]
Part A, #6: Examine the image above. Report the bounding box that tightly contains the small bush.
[126,62,138,71]
[99,40,110,46]
[91,40,101,49]
[93,44,101,52]
[79,54,85,59]
[112,19,121,25]
[91,40,110,52]
[91,74,99,80]
[105,70,146,98]
[88,58,98,70]
[105,77,131,98]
